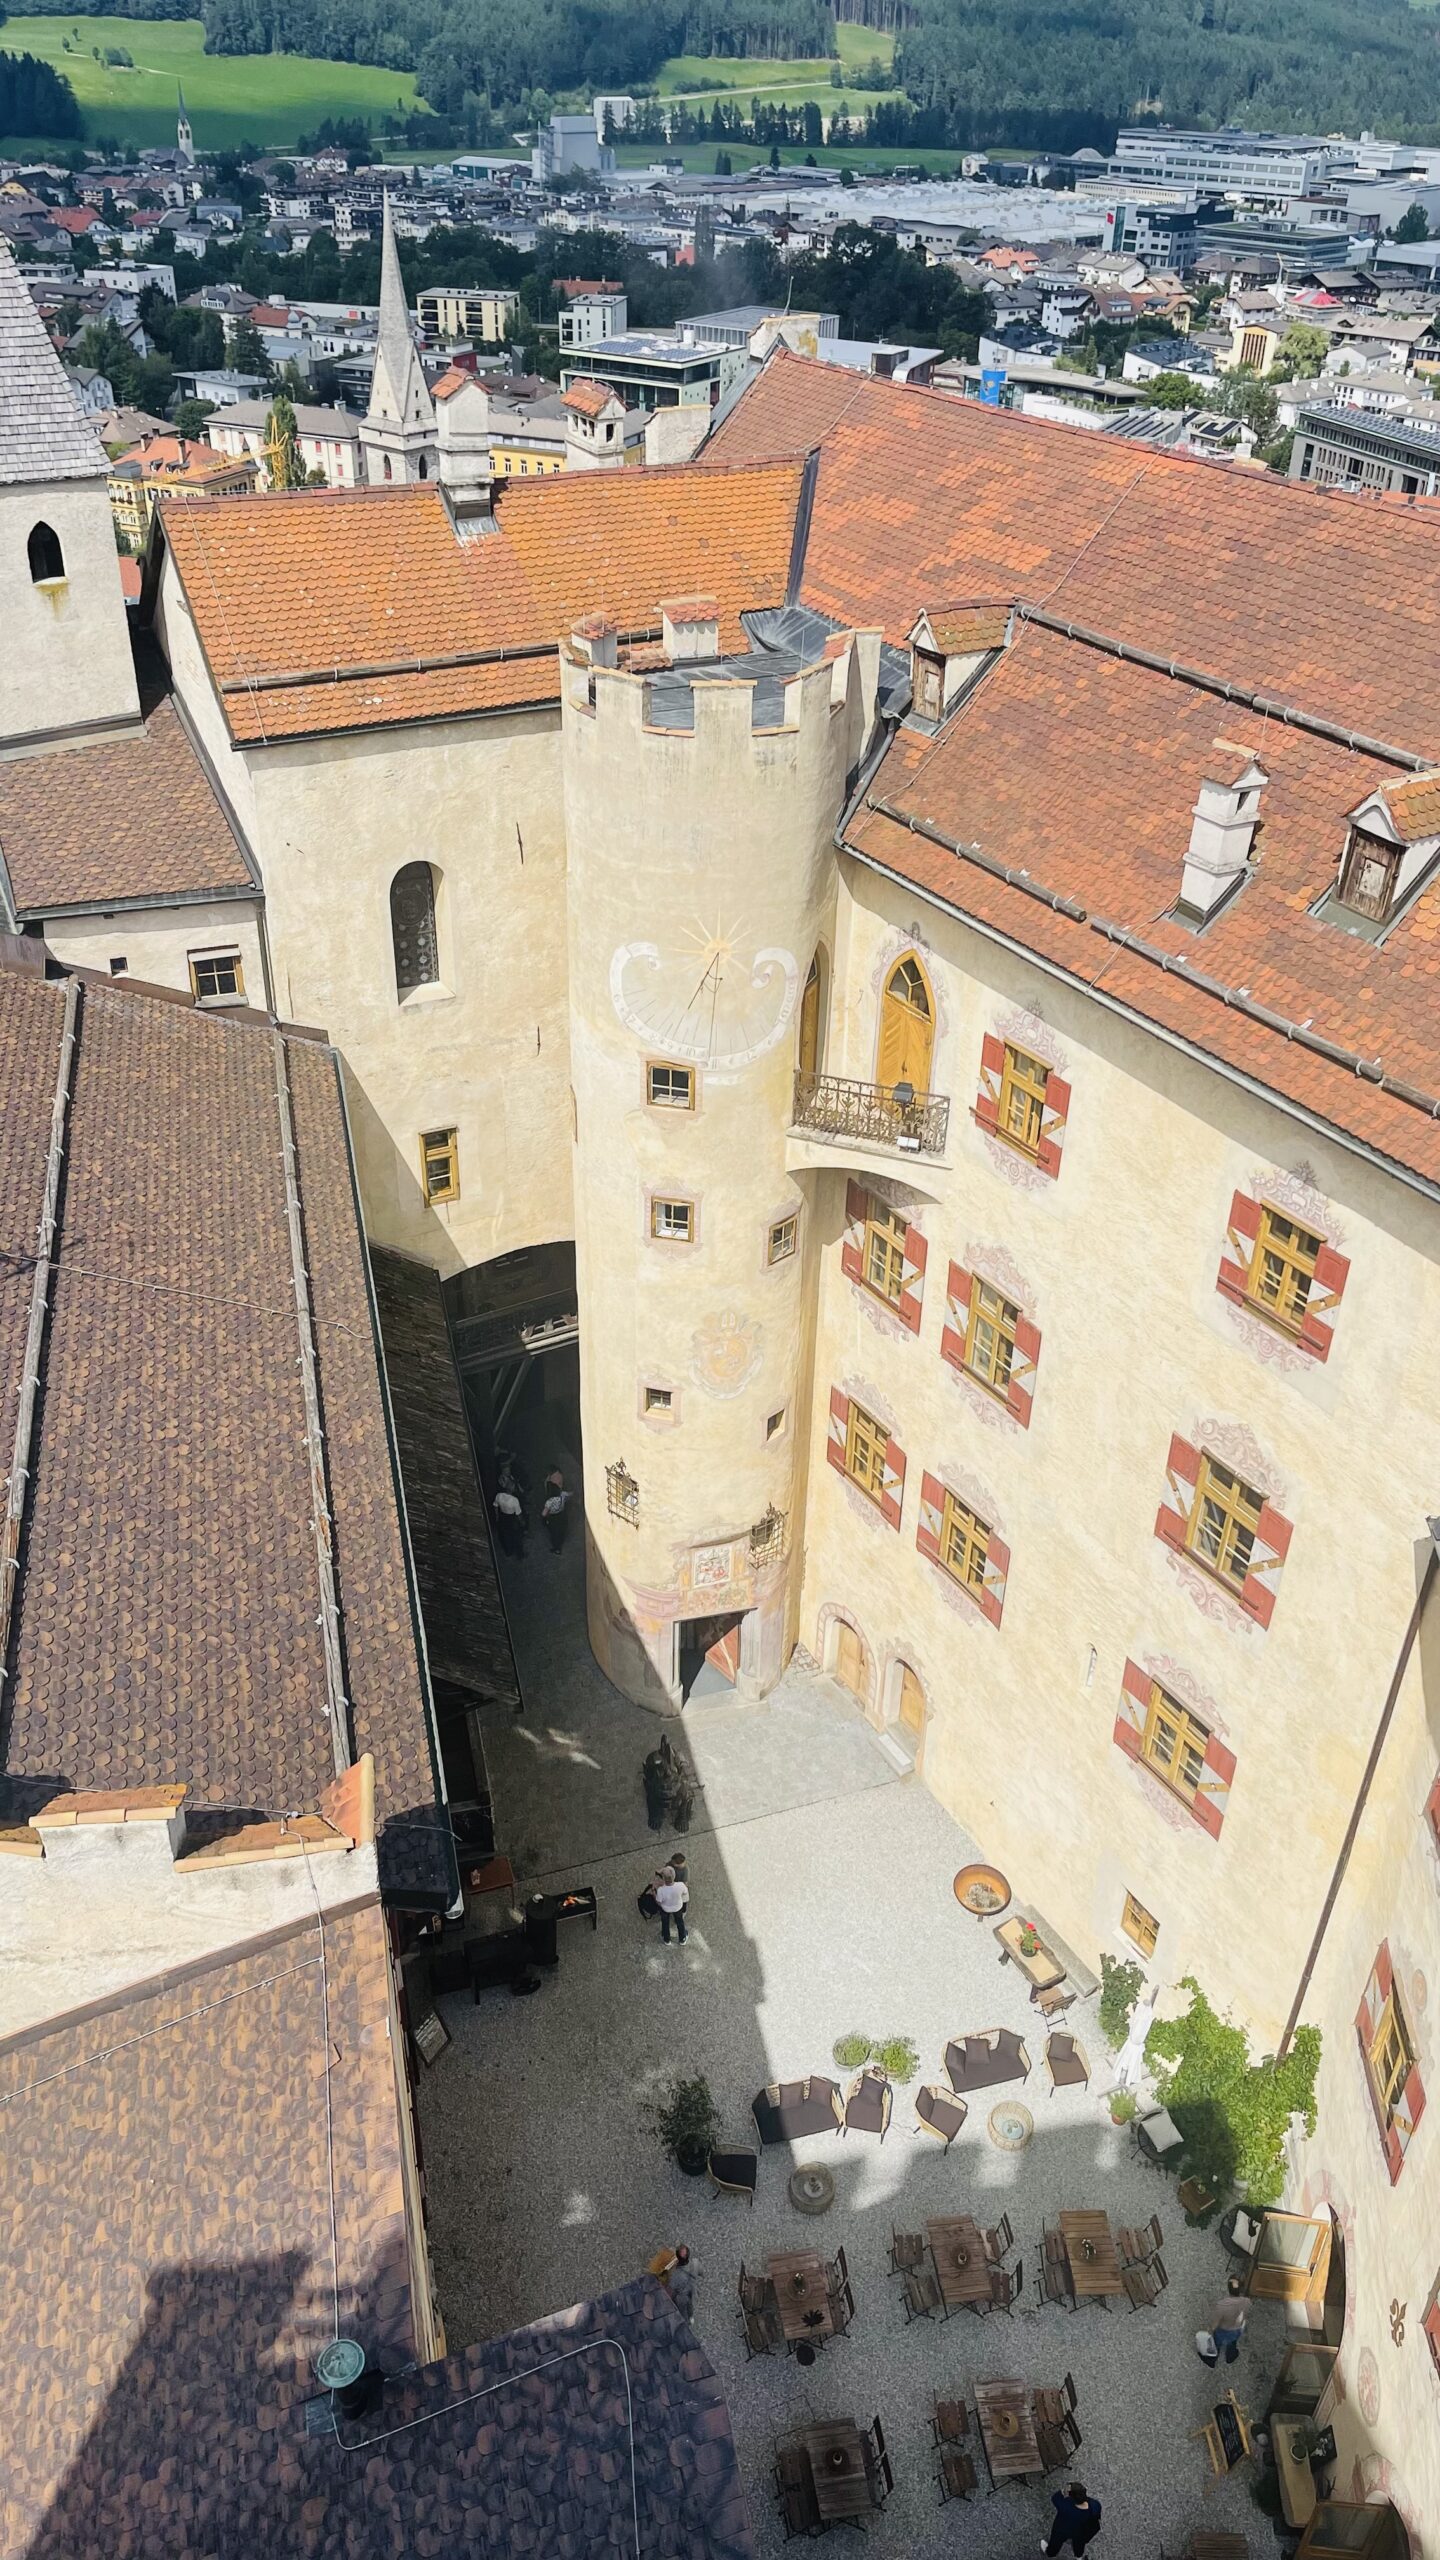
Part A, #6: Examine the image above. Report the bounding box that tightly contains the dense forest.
[0,45,85,133]
[12,0,1440,140]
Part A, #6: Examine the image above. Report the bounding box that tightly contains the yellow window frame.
[1141,1683,1210,1802]
[1369,1992,1414,2122]
[1186,1453,1263,1589]
[1122,1892,1159,1958]
[650,1196,693,1243]
[997,1043,1050,1156]
[844,1401,888,1503]
[646,1060,694,1110]
[863,1197,908,1304]
[420,1126,459,1205]
[1246,1204,1322,1335]
[768,1215,797,1264]
[963,1276,1019,1395]
[189,949,244,1003]
[940,1487,990,1593]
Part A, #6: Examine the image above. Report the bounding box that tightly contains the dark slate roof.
[0,964,451,1904]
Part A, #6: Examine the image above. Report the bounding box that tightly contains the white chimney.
[1179,752,1267,921]
[661,595,720,662]
[570,613,618,668]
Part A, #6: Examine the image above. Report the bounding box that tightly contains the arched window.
[877,951,934,1091]
[798,948,825,1076]
[27,521,64,583]
[390,861,439,995]
[417,453,428,480]
[382,455,393,482]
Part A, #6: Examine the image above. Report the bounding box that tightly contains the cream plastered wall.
[157,554,574,1271]
[0,480,139,745]
[1282,1611,1440,2556]
[41,899,265,1004]
[797,851,1440,2042]
[560,640,871,1708]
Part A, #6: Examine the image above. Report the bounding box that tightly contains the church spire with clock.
[176,84,194,167]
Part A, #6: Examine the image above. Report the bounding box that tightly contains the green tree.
[1145,370,1195,408]
[173,397,217,440]
[1391,202,1431,244]
[264,391,308,489]
[230,317,273,383]
[1269,320,1330,382]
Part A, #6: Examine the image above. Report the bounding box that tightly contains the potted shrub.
[1017,1922,1042,1960]
[649,2073,721,2177]
[832,2033,873,2071]
[1109,2089,1138,2127]
[874,2036,919,2083]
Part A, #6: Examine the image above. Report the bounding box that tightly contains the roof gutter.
[844,825,1440,1209]
[0,976,80,1715]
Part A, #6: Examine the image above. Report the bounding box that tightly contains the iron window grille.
[606,1459,639,1526]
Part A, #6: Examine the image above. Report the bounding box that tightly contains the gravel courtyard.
[418,1515,1281,2557]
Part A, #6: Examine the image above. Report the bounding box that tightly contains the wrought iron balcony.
[791,1069,950,1158]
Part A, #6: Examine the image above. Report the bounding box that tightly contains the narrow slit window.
[391,861,439,995]
[1121,1893,1159,1958]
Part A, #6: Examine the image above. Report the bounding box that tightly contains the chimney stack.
[570,613,618,669]
[661,595,720,662]
[1179,750,1267,921]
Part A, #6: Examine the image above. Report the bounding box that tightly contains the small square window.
[189,949,244,1004]
[420,1126,459,1205]
[108,955,127,976]
[766,1407,786,1441]
[1121,1892,1159,1958]
[644,1385,673,1413]
[647,1061,694,1110]
[651,1196,693,1242]
[768,1215,797,1264]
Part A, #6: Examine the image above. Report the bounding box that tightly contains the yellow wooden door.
[798,956,821,1075]
[834,1621,866,1698]
[877,955,933,1090]
[898,1665,925,1737]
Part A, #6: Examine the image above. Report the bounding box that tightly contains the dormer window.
[1338,825,1401,923]
[912,647,945,723]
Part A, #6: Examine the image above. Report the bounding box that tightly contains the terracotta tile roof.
[918,599,1014,654]
[845,621,1440,1188]
[703,352,1440,756]
[0,661,254,916]
[0,966,451,1902]
[432,362,472,400]
[1374,771,1440,841]
[160,464,803,742]
[561,378,615,418]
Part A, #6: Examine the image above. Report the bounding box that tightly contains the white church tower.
[176,84,194,168]
[360,196,438,486]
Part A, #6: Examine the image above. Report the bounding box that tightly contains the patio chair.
[863,2417,893,2504]
[938,2445,978,2504]
[916,2083,968,2146]
[738,2267,772,2312]
[973,2262,1018,2316]
[1040,2248,1074,2311]
[1117,2211,1164,2264]
[829,2281,855,2338]
[844,2064,893,2138]
[1032,1981,1075,2018]
[743,2303,782,2358]
[779,2475,822,2540]
[903,2265,943,2322]
[931,2397,969,2446]
[1122,2256,1163,2310]
[1044,2032,1090,2092]
[708,2147,759,2205]
[1034,2374,1077,2428]
[1037,2423,1071,2474]
[983,2212,1014,2261]
[890,2227,925,2276]
[775,2442,809,2500]
[829,2243,851,2294]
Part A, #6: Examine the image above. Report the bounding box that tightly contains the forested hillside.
[0,43,84,132]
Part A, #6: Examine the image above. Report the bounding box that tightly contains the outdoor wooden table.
[996,1915,1065,1992]
[927,2215,993,2310]
[974,2377,1042,2483]
[796,2417,874,2521]
[1060,2208,1125,2299]
[766,2249,835,2344]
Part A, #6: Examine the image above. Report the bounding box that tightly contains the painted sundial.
[610,917,799,1069]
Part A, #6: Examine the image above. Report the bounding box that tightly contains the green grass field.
[652,23,900,118]
[0,13,427,149]
[615,139,965,176]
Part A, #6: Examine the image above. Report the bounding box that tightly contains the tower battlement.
[561,610,879,752]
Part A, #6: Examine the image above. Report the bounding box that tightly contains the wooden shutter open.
[1154,1434,1202,1553]
[917,1469,944,1562]
[1423,2294,1440,2381]
[826,1385,850,1478]
[897,1223,927,1335]
[1191,1732,1238,1840]
[978,1532,1009,1627]
[1297,1241,1350,1364]
[1239,1499,1292,1631]
[1113,1658,1150,1761]
[974,1032,1005,1136]
[1035,1073,1071,1180]
[1006,1313,1041,1426]
[941,1259,971,1373]
[1216,1188,1263,1307]
[841,1180,867,1288]
[881,1434,906,1530]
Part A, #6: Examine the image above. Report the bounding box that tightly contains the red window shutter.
[1387,2063,1426,2184]
[881,1435,906,1530]
[1298,1242,1350,1364]
[1239,1500,1293,1631]
[1191,1734,1237,1841]
[1154,1434,1202,1553]
[1006,1313,1041,1426]
[841,1179,867,1287]
[1356,1944,1392,2159]
[826,1385,850,1477]
[917,1469,944,1562]
[1427,1771,1440,1852]
[1035,1073,1070,1181]
[974,1032,1005,1136]
[1376,1940,1395,2002]
[897,1222,927,1335]
[1113,1658,1150,1761]
[941,1259,971,1373]
[1423,2295,1440,2381]
[1216,1188,1263,1307]
[978,1532,1009,1627]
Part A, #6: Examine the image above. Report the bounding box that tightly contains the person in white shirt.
[541,1468,570,1553]
[654,1864,689,1946]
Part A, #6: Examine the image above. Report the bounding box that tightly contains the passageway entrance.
[677,1610,746,1704]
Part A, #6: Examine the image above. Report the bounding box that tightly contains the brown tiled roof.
[561,378,615,418]
[0,667,254,917]
[158,463,803,743]
[918,599,1013,654]
[845,621,1440,1188]
[1374,770,1440,841]
[0,966,450,1902]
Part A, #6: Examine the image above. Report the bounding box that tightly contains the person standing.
[493,1479,524,1559]
[654,1864,689,1946]
[1198,2276,1250,2365]
[646,2242,695,2317]
[541,1469,570,1553]
[1043,2482,1102,2557]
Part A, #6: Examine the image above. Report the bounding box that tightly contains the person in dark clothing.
[1044,2483,1102,2557]
[541,1469,570,1553]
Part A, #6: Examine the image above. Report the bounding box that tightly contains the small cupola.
[1178,747,1267,922]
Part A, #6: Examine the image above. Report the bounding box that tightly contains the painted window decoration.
[1114,1660,1236,1838]
[826,1386,905,1528]
[1424,2283,1440,2383]
[1122,1892,1159,1958]
[974,1033,1070,1176]
[1427,1770,1440,1857]
[841,1181,926,1333]
[1355,1942,1426,2185]
[917,1469,1009,1625]
[1216,1191,1349,1360]
[647,1061,694,1110]
[941,1259,1040,1424]
[1155,1434,1293,1628]
[650,1197,694,1243]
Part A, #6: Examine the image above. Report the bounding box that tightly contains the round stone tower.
[560,598,878,1710]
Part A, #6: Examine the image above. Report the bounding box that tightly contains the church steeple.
[176,82,194,167]
[359,194,438,486]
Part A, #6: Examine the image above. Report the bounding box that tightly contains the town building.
[206,397,364,488]
[105,431,257,546]
[532,113,615,185]
[558,286,628,348]
[358,195,438,485]
[560,329,746,412]
[417,283,522,346]
[1289,399,1440,494]
[1107,126,1355,204]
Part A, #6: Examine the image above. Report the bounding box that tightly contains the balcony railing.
[791,1069,950,1158]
